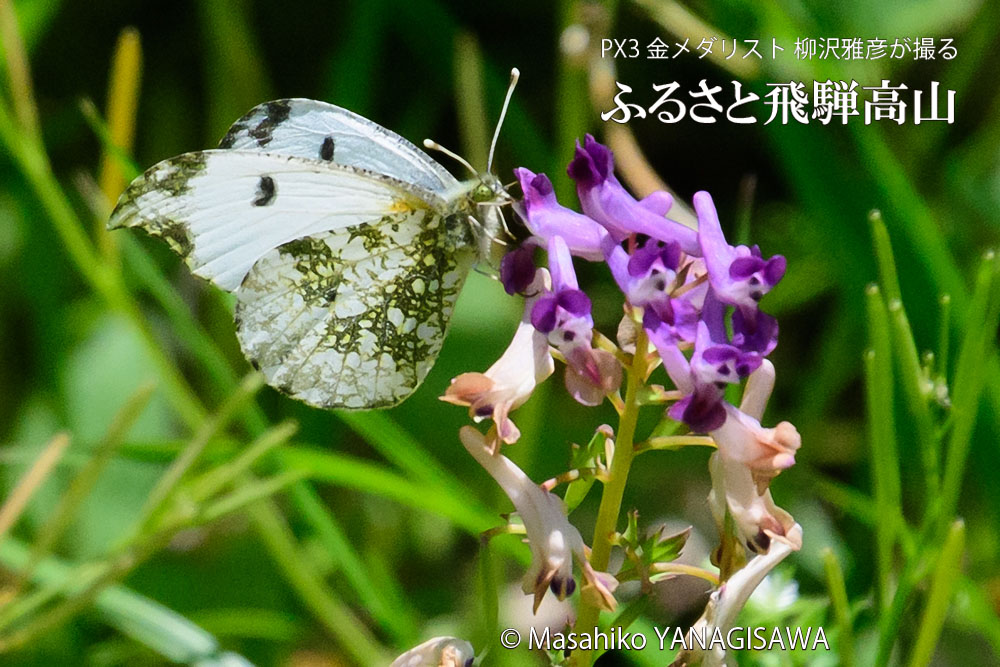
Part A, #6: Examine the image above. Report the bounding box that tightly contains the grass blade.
[18,383,155,585]
[187,420,298,503]
[907,520,965,667]
[0,538,248,665]
[872,214,939,507]
[336,410,470,501]
[0,433,71,542]
[243,498,390,665]
[96,26,142,261]
[278,446,498,538]
[864,284,902,608]
[0,0,40,137]
[128,372,264,538]
[823,548,855,667]
[288,483,416,643]
[940,251,1000,526]
[454,31,489,171]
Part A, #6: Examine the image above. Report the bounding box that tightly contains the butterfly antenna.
[487,67,520,174]
[423,139,477,176]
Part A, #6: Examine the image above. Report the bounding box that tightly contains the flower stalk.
[570,325,649,667]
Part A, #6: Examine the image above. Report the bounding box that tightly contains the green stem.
[908,521,965,667]
[823,548,855,667]
[571,328,648,667]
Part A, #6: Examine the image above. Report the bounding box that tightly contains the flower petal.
[500,243,536,295]
[569,135,700,254]
[514,167,606,260]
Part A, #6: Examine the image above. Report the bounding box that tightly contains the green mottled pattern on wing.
[235,209,476,409]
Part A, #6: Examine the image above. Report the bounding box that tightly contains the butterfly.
[109,70,520,410]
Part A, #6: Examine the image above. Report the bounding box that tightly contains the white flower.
[709,452,799,553]
[671,523,803,667]
[708,360,802,553]
[675,360,804,667]
[441,270,554,446]
[459,427,617,612]
[390,636,475,667]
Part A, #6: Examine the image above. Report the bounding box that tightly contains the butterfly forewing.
[109,150,446,292]
[236,210,477,409]
[218,99,458,194]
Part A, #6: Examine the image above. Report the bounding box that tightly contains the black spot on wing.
[253,175,276,206]
[155,218,194,256]
[249,100,291,147]
[320,135,335,161]
[218,122,244,149]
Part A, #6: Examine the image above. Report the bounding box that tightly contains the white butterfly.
[110,71,520,410]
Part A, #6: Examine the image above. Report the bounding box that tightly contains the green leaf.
[563,426,612,513]
[643,525,690,564]
[616,519,691,583]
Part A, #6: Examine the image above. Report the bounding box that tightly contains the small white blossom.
[390,636,475,667]
[460,427,617,612]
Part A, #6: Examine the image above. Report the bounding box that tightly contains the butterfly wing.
[236,210,476,409]
[109,149,446,292]
[218,98,458,194]
[109,149,477,409]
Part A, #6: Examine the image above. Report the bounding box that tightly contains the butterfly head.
[463,173,514,263]
[425,67,521,263]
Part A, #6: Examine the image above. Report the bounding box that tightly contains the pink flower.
[441,270,554,446]
[708,361,802,553]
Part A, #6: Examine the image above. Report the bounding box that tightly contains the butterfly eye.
[472,183,495,203]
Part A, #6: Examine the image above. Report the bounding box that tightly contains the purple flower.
[732,307,779,356]
[532,236,622,405]
[567,135,699,255]
[694,191,785,314]
[669,385,728,434]
[530,237,594,336]
[500,243,536,295]
[514,167,607,261]
[649,321,761,433]
[605,235,706,344]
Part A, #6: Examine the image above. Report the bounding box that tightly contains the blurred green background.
[0,0,998,665]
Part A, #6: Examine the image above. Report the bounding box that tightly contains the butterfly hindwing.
[235,209,477,409]
[109,149,447,292]
[218,98,458,194]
